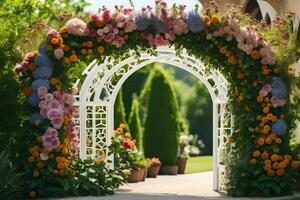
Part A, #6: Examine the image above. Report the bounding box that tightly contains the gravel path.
[50,171,299,200]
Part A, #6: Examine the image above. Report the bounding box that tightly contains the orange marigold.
[51,38,59,45]
[29,191,36,198]
[271,154,280,162]
[97,46,105,54]
[265,137,272,144]
[28,156,35,163]
[22,87,32,96]
[257,138,265,146]
[219,47,227,54]
[211,15,219,23]
[253,150,261,158]
[250,50,261,60]
[250,158,257,165]
[69,54,77,62]
[50,78,58,85]
[33,170,39,177]
[275,138,282,144]
[272,162,279,169]
[291,160,299,170]
[261,151,269,160]
[276,168,285,176]
[267,169,275,176]
[257,95,263,102]
[263,107,270,114]
[123,34,129,40]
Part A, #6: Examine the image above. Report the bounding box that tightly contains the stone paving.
[51,171,300,200]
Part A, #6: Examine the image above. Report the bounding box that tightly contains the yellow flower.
[257,95,263,102]
[219,47,227,54]
[29,191,36,198]
[211,15,219,24]
[250,158,257,165]
[275,138,282,144]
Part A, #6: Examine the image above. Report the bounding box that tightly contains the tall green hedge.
[114,88,128,129]
[143,67,180,165]
[128,94,143,150]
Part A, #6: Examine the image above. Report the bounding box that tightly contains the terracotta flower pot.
[147,164,161,178]
[128,169,142,183]
[160,165,178,175]
[177,157,187,174]
[142,167,148,181]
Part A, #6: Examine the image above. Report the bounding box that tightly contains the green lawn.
[185,156,213,174]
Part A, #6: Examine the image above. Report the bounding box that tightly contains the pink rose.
[91,13,100,22]
[47,29,58,39]
[104,33,116,43]
[51,118,64,129]
[21,61,29,70]
[102,10,110,22]
[47,108,63,120]
[54,48,64,59]
[271,96,286,108]
[45,93,54,102]
[259,84,272,97]
[66,18,87,36]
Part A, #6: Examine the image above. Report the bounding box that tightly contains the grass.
[185,156,213,174]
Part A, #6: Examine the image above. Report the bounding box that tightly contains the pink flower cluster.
[66,18,87,36]
[13,52,36,75]
[259,84,286,107]
[42,127,60,151]
[210,18,275,65]
[47,28,58,39]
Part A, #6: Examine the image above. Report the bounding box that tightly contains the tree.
[114,88,128,129]
[143,67,180,165]
[185,83,213,155]
[128,94,143,150]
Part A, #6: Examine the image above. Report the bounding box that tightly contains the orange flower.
[262,117,268,123]
[50,78,58,85]
[29,62,37,71]
[63,45,70,51]
[269,133,277,140]
[264,159,272,165]
[273,148,280,153]
[250,158,257,165]
[271,154,280,162]
[278,162,287,169]
[263,107,269,114]
[47,45,53,51]
[37,161,44,168]
[120,123,126,129]
[264,164,272,171]
[256,115,262,121]
[62,33,69,39]
[203,15,211,24]
[257,138,265,146]
[123,34,129,40]
[87,49,93,54]
[228,56,237,65]
[63,57,70,64]
[257,95,263,102]
[97,46,105,54]
[275,138,282,144]
[59,169,65,176]
[276,168,285,176]
[272,162,279,169]
[263,125,270,132]
[51,38,59,45]
[33,170,39,177]
[291,160,299,170]
[211,15,219,23]
[252,150,261,157]
[124,132,131,138]
[219,47,227,54]
[265,137,272,144]
[284,155,292,161]
[22,87,32,96]
[267,169,275,176]
[28,156,35,163]
[250,50,261,60]
[264,97,270,102]
[87,41,93,48]
[261,151,269,160]
[272,116,277,122]
[252,81,258,87]
[69,54,77,62]
[60,26,67,33]
[96,19,105,27]
[29,191,36,198]
[95,159,105,165]
[81,49,87,55]
[237,71,245,79]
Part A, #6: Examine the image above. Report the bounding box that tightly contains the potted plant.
[147,157,161,178]
[177,145,190,174]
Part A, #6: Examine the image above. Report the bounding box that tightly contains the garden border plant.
[13,0,300,198]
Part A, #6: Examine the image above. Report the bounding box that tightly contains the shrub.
[114,89,128,129]
[0,151,24,200]
[143,67,180,165]
[128,94,143,150]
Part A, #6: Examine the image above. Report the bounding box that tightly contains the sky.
[85,0,201,13]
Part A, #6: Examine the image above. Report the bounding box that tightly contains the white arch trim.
[257,0,277,22]
[74,46,231,192]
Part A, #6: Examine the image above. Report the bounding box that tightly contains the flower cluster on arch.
[14,0,299,196]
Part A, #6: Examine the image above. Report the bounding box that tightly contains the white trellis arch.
[73,47,232,191]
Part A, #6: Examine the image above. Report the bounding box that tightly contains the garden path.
[52,172,299,200]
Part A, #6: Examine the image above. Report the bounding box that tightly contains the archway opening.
[244,0,263,21]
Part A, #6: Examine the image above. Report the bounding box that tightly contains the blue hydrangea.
[31,79,50,91]
[35,52,53,68]
[271,77,287,99]
[28,92,40,107]
[271,119,287,136]
[134,13,152,31]
[39,46,48,54]
[151,15,166,33]
[30,113,42,124]
[186,11,204,33]
[33,66,53,79]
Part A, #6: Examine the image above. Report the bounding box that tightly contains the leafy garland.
[14,0,299,198]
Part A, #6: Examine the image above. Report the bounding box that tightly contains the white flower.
[40,153,49,161]
[97,29,104,36]
[113,28,119,35]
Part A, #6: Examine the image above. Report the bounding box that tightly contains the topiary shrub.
[128,94,143,150]
[114,88,128,130]
[143,67,180,165]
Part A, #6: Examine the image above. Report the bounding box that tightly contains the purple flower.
[272,119,287,136]
[271,77,287,99]
[35,53,53,68]
[151,15,166,33]
[31,79,50,91]
[28,92,40,107]
[33,67,53,79]
[134,13,152,31]
[30,113,43,124]
[186,11,204,33]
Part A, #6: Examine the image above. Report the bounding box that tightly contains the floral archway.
[14,0,299,198]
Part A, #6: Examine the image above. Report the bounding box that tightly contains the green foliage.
[114,89,128,129]
[0,151,24,200]
[185,83,213,155]
[143,67,180,165]
[128,94,143,150]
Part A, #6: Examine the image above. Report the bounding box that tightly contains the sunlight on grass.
[185,156,213,174]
